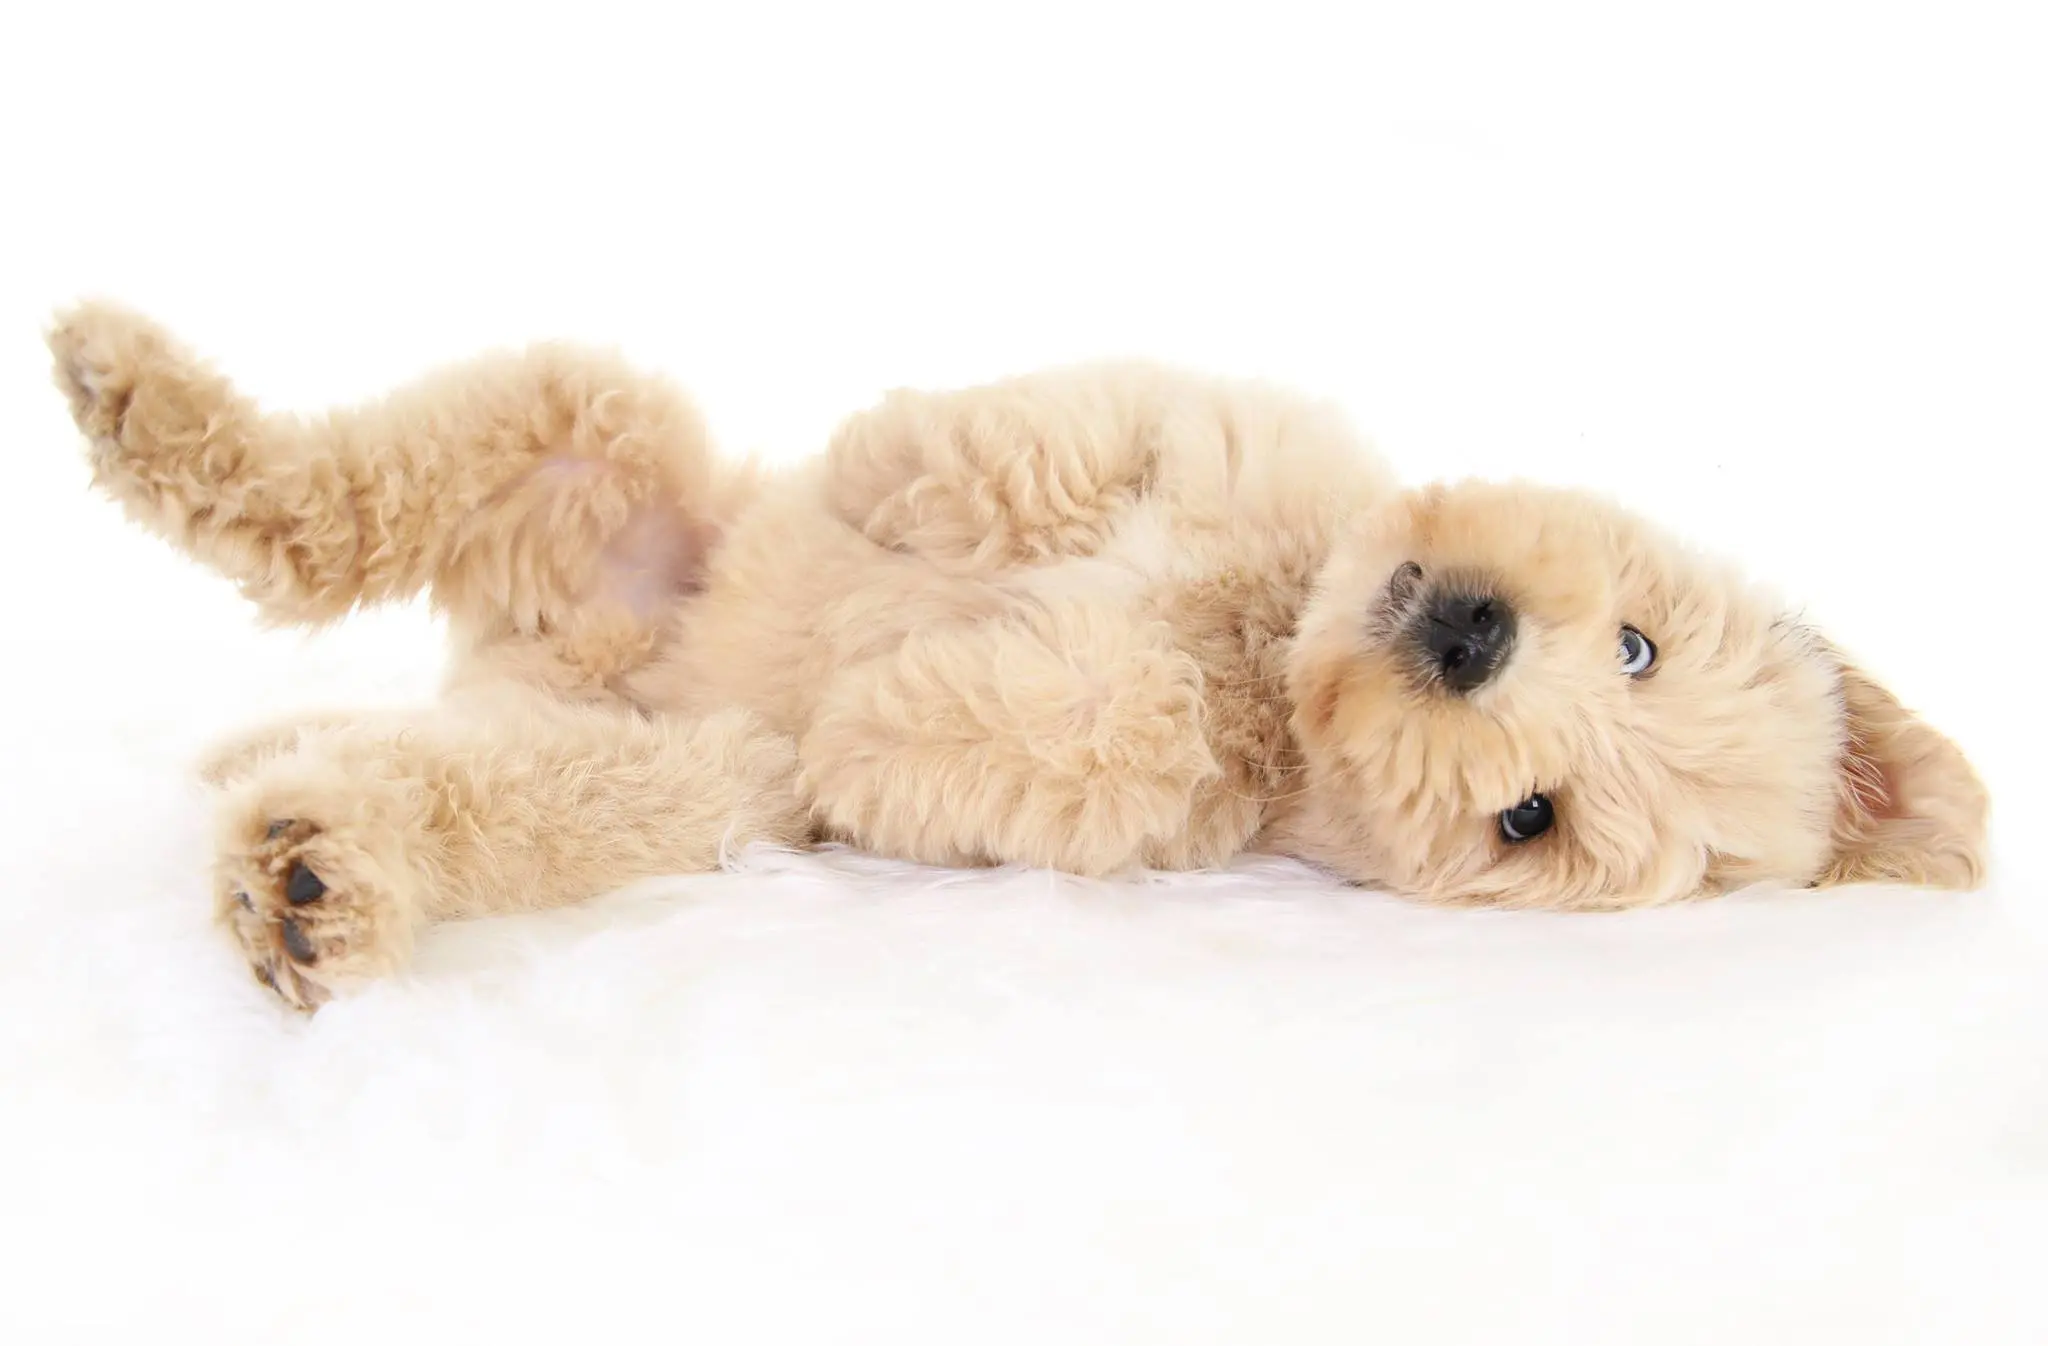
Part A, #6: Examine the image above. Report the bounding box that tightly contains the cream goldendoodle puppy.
[48,303,1988,1010]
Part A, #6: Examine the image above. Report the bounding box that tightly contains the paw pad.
[285,861,326,905]
[279,916,317,964]
[218,807,410,1012]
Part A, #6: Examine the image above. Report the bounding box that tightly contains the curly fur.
[46,302,1990,1009]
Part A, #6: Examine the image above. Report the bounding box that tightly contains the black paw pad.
[279,916,317,964]
[285,863,326,906]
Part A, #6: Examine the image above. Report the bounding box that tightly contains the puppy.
[48,304,1988,1009]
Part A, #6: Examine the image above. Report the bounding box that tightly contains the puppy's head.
[1281,481,1988,908]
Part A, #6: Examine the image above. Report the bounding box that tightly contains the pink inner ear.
[599,502,717,619]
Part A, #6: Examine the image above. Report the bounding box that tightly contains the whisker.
[1219,778,1322,806]
[1207,669,1290,688]
[1234,752,1310,774]
[1207,690,1296,709]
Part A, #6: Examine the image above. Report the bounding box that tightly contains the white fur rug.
[4,515,2043,1345]
[6,4,2044,1332]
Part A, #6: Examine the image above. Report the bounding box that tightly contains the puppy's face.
[1282,481,1988,908]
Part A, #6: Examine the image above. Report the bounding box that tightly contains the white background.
[1,3,2041,1343]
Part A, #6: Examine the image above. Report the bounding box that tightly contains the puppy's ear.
[1819,656,1989,889]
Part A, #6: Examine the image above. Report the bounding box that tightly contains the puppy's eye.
[1499,793,1554,843]
[1618,626,1656,676]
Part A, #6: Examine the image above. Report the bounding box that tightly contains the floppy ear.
[1819,657,1990,889]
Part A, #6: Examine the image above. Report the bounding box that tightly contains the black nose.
[1418,592,1515,692]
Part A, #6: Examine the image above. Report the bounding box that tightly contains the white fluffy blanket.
[6,5,2043,1331]
[5,514,2042,1345]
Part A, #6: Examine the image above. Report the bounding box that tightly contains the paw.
[47,300,248,519]
[802,616,1218,876]
[824,378,1160,571]
[215,814,419,1013]
[47,301,171,462]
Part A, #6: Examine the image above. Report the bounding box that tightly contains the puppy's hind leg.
[212,697,812,1011]
[48,303,743,690]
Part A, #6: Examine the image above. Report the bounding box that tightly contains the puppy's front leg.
[799,597,1221,875]
[211,699,810,1010]
[823,364,1171,570]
